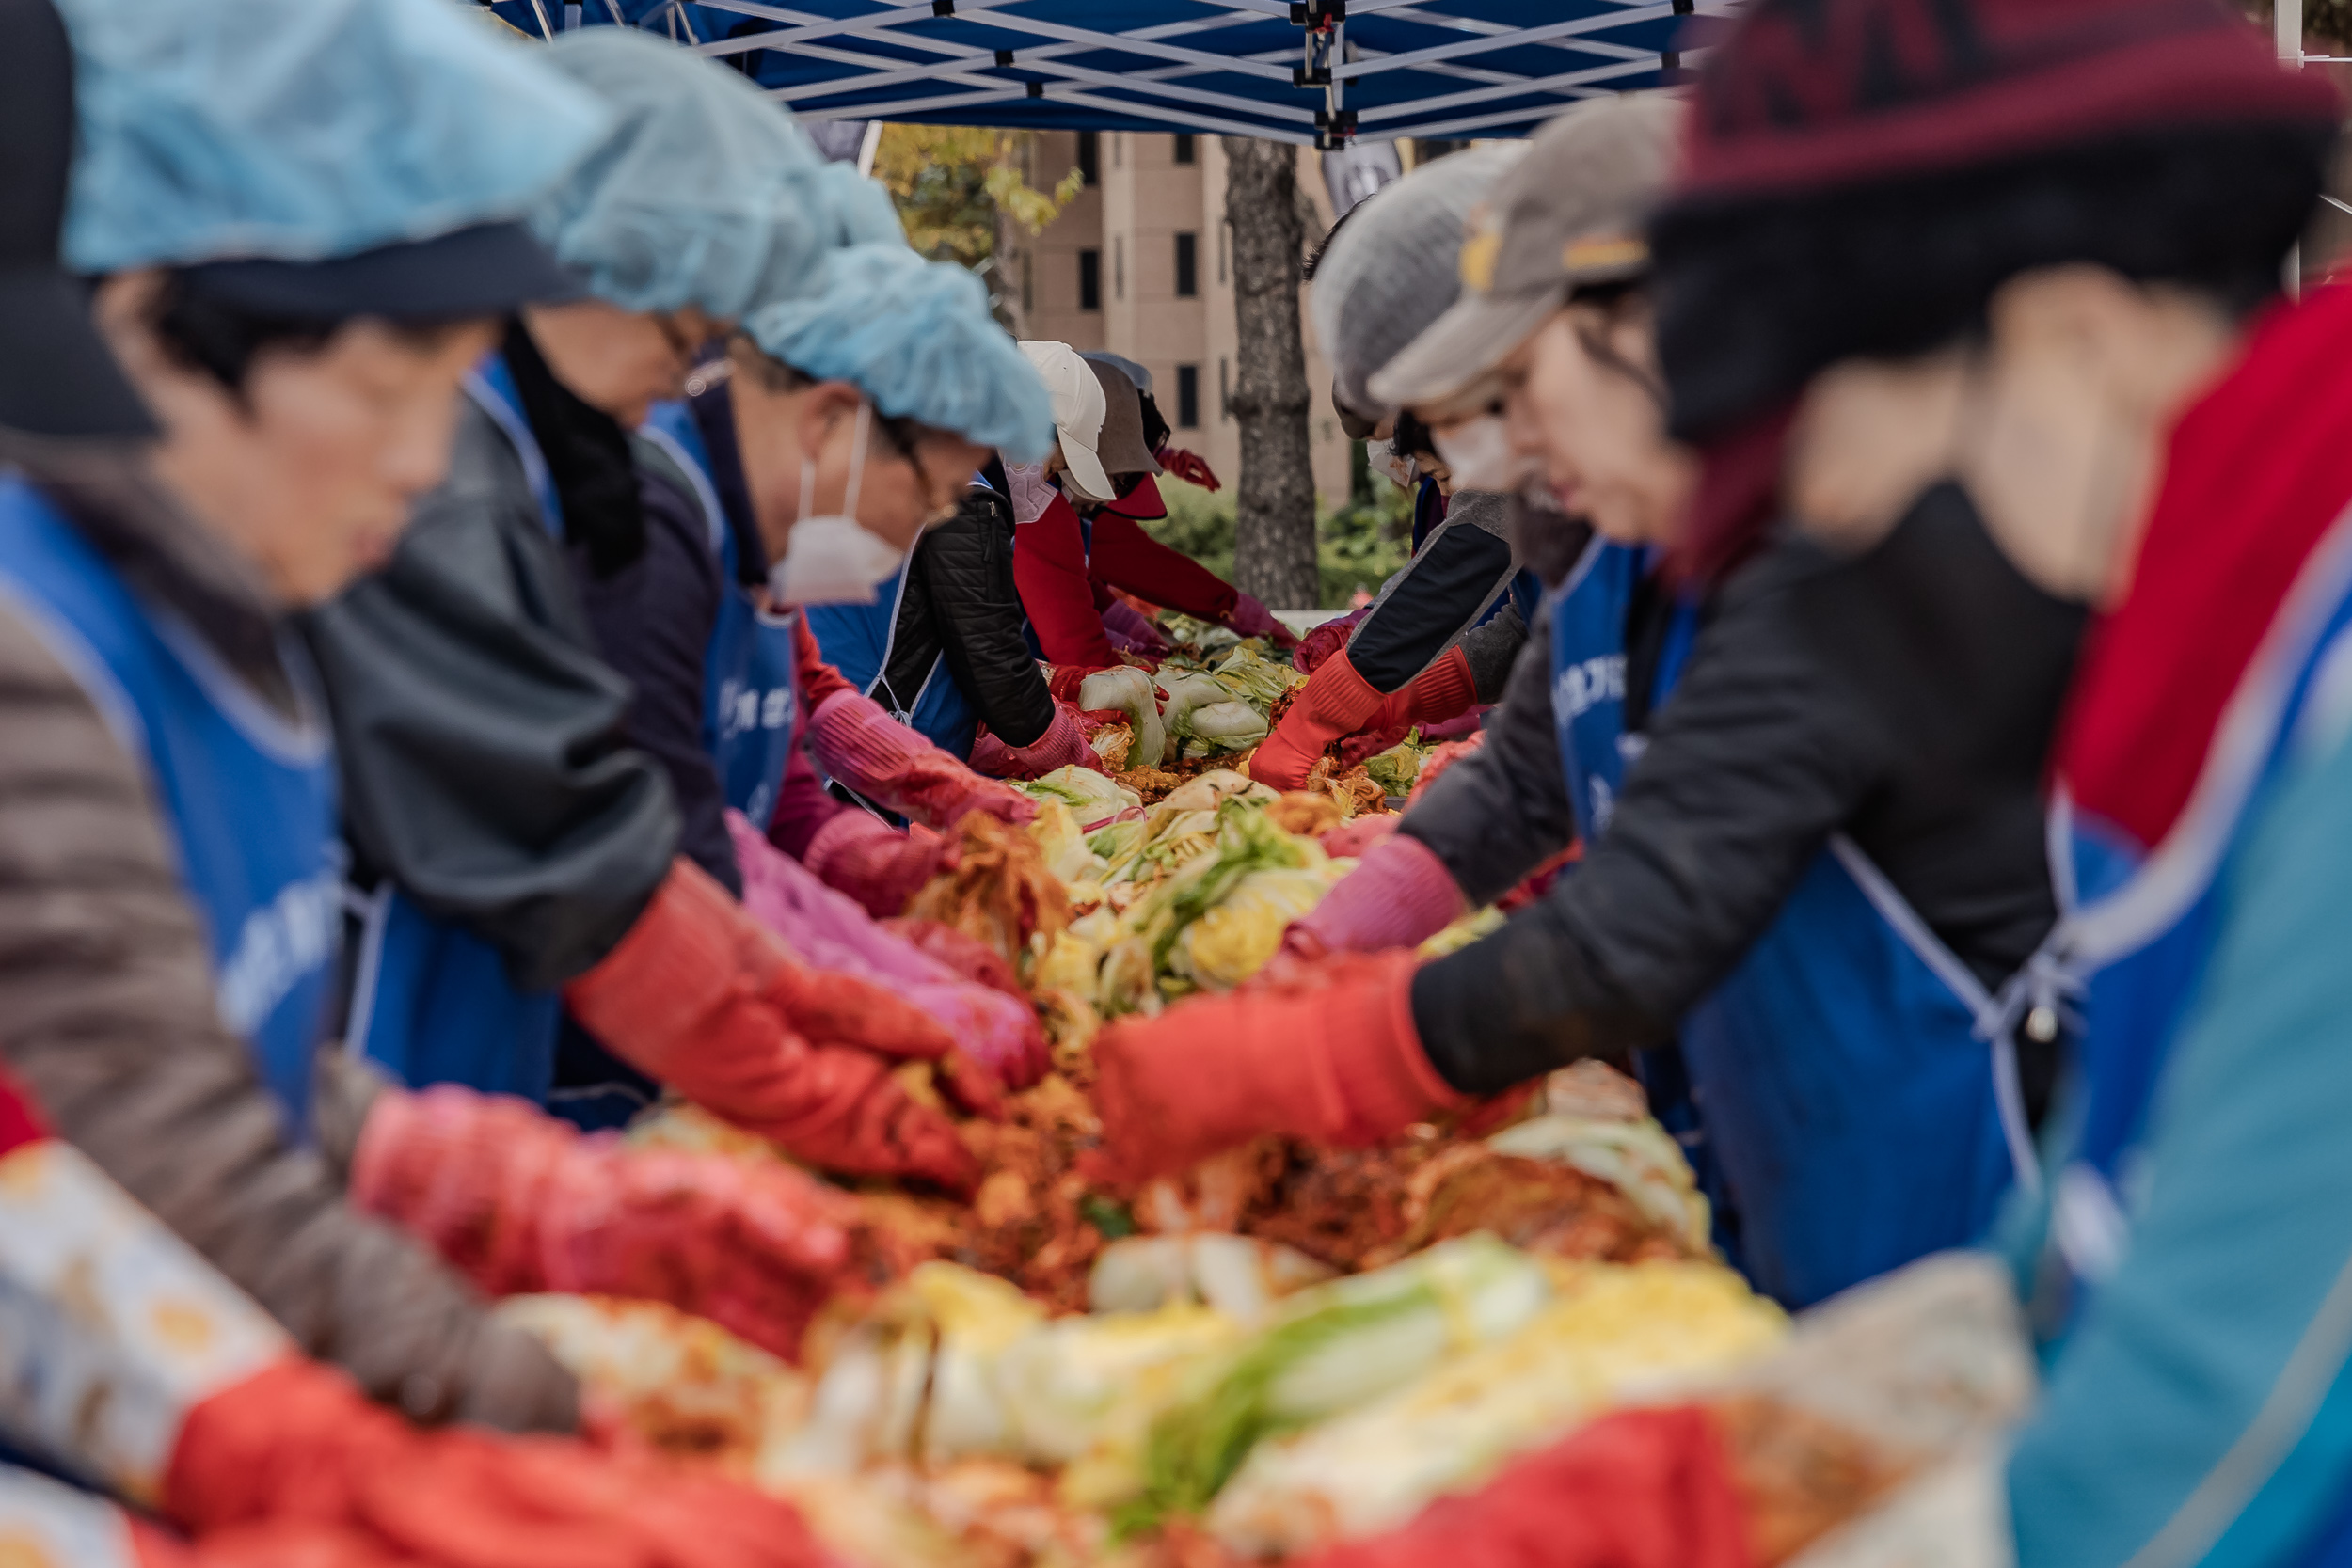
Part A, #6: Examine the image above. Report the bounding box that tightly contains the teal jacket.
[2010,711,2352,1567]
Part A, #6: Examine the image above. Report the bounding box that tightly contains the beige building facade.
[1001,130,1355,505]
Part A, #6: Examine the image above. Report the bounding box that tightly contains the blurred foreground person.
[0,0,601,1426]
[295,30,984,1195]
[1251,144,1534,790]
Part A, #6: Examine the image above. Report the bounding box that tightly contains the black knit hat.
[1655,0,2343,446]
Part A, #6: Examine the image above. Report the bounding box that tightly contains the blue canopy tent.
[478,0,1725,148]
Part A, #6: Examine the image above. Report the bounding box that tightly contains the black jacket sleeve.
[297,402,679,990]
[915,483,1057,748]
[1409,543,1893,1095]
[1345,489,1519,692]
[1407,487,2079,1102]
[573,465,735,893]
[1397,599,1577,903]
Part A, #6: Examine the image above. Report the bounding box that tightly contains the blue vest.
[1549,538,2039,1307]
[342,354,564,1102]
[804,472,987,763]
[0,480,340,1130]
[2040,527,2352,1317]
[639,400,804,828]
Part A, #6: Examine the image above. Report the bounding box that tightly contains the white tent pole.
[2282,0,2304,296]
[855,119,883,178]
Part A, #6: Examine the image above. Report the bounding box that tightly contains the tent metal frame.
[497,0,1729,145]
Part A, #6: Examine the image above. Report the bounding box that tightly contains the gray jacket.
[0,437,577,1432]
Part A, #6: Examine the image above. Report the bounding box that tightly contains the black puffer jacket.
[867,459,1056,750]
[1403,483,2083,1116]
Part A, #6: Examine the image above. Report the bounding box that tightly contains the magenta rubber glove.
[804,689,1036,832]
[733,814,1050,1088]
[1225,591,1298,649]
[1274,829,1468,973]
[987,704,1110,779]
[1102,599,1173,658]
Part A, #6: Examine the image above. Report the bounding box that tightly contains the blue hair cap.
[59,0,609,274]
[744,245,1053,462]
[533,29,849,319]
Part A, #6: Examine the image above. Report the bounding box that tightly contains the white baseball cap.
[1017,339,1113,502]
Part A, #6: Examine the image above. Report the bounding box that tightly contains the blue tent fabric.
[480,0,1711,148]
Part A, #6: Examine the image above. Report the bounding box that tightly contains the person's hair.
[147,271,457,396]
[1302,197,1371,283]
[1136,387,1171,455]
[1562,279,1664,408]
[1392,407,1439,464]
[1654,122,2333,444]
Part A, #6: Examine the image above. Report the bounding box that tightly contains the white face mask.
[1431,413,1538,495]
[1366,436,1418,490]
[770,401,907,606]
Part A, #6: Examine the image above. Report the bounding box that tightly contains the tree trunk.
[1221,135,1319,610]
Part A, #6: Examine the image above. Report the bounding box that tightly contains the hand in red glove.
[1292,607,1367,674]
[1086,949,1466,1186]
[804,689,1035,832]
[1225,590,1299,649]
[564,858,985,1194]
[168,1360,835,1568]
[988,703,1110,779]
[1293,1406,1750,1568]
[1248,647,1385,792]
[350,1085,859,1363]
[803,810,956,921]
[1102,599,1174,659]
[1155,445,1222,492]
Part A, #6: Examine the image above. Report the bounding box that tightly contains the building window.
[1177,364,1200,429]
[1113,133,1123,168]
[1022,258,1033,316]
[1078,249,1101,311]
[1173,133,1196,165]
[1174,232,1198,298]
[1114,235,1124,302]
[1218,356,1231,422]
[1076,132,1098,186]
[1218,220,1230,286]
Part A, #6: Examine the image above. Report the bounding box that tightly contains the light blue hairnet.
[814,163,908,248]
[744,245,1054,462]
[534,29,851,320]
[59,0,609,274]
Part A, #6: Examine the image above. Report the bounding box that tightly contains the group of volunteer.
[1086,0,2352,1560]
[0,0,1266,1552]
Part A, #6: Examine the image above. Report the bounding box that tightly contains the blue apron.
[0,480,341,1131]
[1549,537,2039,1307]
[2039,528,2352,1319]
[343,354,564,1102]
[804,471,985,762]
[639,400,804,828]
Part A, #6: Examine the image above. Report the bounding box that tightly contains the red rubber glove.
[1271,830,1467,978]
[1248,647,1386,791]
[564,858,983,1194]
[1292,607,1368,674]
[1227,590,1299,649]
[804,689,1035,832]
[1087,949,1466,1185]
[167,1360,834,1568]
[1294,1405,1751,1568]
[802,810,956,921]
[350,1085,858,1363]
[1155,445,1222,492]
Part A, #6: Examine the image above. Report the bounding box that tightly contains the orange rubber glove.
[1248,646,1387,791]
[1087,949,1467,1185]
[564,858,984,1194]
[350,1085,859,1362]
[167,1360,835,1568]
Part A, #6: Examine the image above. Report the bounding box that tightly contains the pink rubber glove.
[802,809,954,921]
[1226,591,1298,649]
[1273,830,1467,974]
[1103,599,1173,658]
[731,814,1050,1089]
[351,1085,856,1363]
[995,704,1110,779]
[805,689,1036,832]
